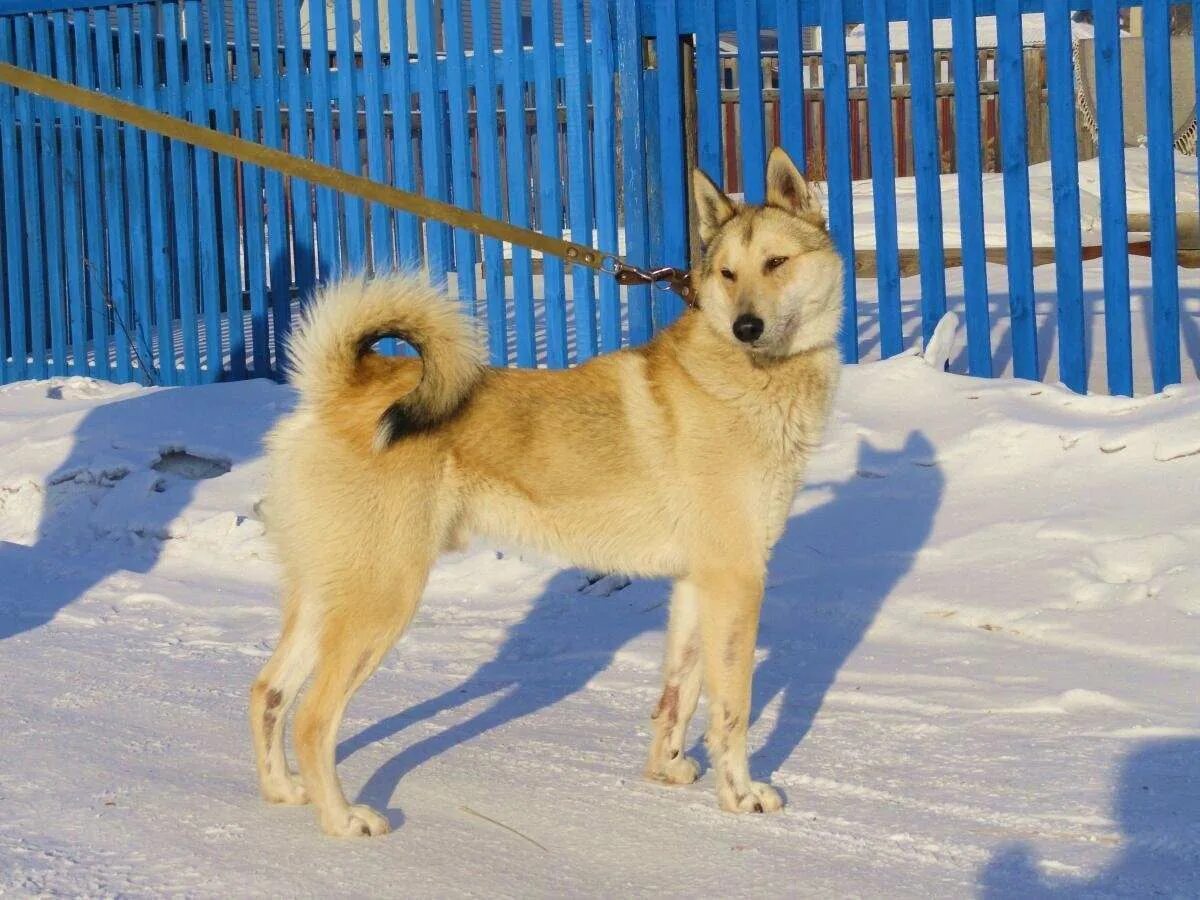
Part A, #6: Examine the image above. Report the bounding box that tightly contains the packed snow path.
[0,356,1197,896]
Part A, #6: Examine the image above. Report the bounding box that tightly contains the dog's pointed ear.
[766,147,824,227]
[693,168,736,245]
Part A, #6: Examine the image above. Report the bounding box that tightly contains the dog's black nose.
[732,314,764,343]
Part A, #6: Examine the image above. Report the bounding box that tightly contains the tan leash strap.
[0,61,695,301]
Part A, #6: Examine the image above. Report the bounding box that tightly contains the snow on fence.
[0,0,1191,395]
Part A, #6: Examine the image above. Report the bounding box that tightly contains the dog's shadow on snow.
[342,431,942,816]
[978,737,1200,897]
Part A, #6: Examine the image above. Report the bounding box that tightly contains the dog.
[249,147,845,837]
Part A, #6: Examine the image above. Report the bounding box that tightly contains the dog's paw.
[262,772,310,806]
[320,804,391,838]
[645,753,701,786]
[719,780,784,814]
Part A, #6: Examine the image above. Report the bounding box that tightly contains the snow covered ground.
[1,348,1198,896]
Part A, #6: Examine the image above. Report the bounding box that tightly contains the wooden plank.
[256,0,291,369]
[532,0,567,364]
[907,0,947,346]
[184,0,222,381]
[280,0,315,305]
[231,0,270,374]
[776,0,805,170]
[416,0,452,283]
[591,0,622,352]
[32,12,67,376]
[0,18,24,380]
[1043,0,1086,393]
[563,0,598,361]
[443,0,479,320]
[950,0,992,377]
[654,0,687,328]
[211,1,247,378]
[734,0,765,202]
[13,15,45,378]
[387,0,421,269]
[617,0,651,345]
[1094,0,1132,395]
[996,4,1038,380]
[137,4,176,382]
[821,0,858,362]
[500,0,536,363]
[1143,0,1181,391]
[470,0,507,364]
[864,0,902,358]
[333,0,366,272]
[359,0,392,274]
[74,7,115,380]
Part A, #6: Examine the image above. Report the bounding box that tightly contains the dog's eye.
[764,256,789,272]
[720,268,736,281]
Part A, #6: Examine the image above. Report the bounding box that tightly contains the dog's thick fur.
[250,149,844,837]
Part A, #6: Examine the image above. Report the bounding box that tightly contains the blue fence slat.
[358,0,392,274]
[31,12,66,376]
[617,0,651,346]
[309,0,341,282]
[282,0,316,303]
[137,4,175,384]
[73,7,113,381]
[1043,0,1086,393]
[654,0,686,329]
[734,0,765,203]
[209,2,246,379]
[820,0,858,362]
[501,0,536,364]
[563,0,597,362]
[775,0,805,172]
[591,0,621,353]
[694,0,722,184]
[949,0,991,377]
[444,0,479,321]
[13,16,45,379]
[257,0,291,369]
[332,0,365,271]
[94,9,132,382]
[163,2,202,383]
[414,0,449,283]
[0,19,23,381]
[387,0,421,269]
[863,0,901,359]
[644,59,663,277]
[231,0,269,375]
[470,0,507,365]
[532,0,567,365]
[996,5,1037,380]
[1143,0,1181,391]
[115,8,154,383]
[183,0,221,382]
[1093,0,1131,396]
[906,0,946,347]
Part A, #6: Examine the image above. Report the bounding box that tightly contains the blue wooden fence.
[0,0,1188,396]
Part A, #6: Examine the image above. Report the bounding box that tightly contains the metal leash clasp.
[607,260,697,307]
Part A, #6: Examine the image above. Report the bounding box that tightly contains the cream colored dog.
[250,148,844,837]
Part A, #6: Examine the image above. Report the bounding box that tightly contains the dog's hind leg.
[293,565,430,837]
[645,580,703,785]
[250,586,317,805]
[696,567,782,814]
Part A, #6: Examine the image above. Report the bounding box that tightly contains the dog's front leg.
[697,568,782,814]
[645,580,703,785]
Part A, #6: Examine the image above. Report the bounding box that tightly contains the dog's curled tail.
[286,273,485,451]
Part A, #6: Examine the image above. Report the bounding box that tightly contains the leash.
[0,62,696,306]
